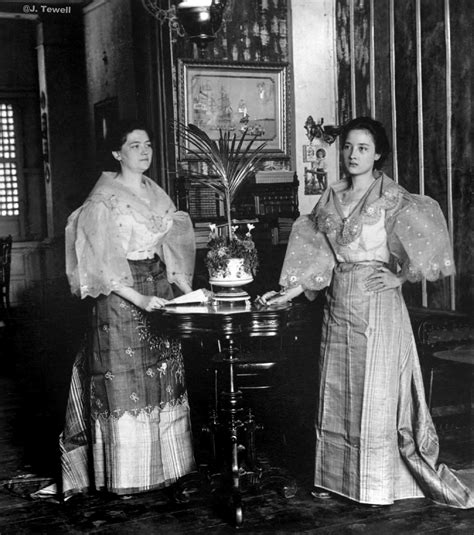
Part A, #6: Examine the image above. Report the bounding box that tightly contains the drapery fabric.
[65,172,195,299]
[279,174,473,508]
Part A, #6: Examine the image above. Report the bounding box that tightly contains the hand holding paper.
[167,288,212,305]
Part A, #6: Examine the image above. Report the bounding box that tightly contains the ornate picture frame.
[178,59,289,159]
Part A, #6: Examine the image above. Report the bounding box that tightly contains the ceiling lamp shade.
[142,0,227,51]
[177,0,227,49]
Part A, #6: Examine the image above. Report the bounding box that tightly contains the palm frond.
[179,123,266,175]
[228,137,267,200]
[183,172,227,199]
[178,122,228,179]
[177,122,268,233]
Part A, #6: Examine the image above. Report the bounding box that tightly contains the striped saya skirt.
[59,257,195,498]
[314,262,474,507]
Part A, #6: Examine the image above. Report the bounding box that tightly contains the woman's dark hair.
[106,118,153,152]
[340,116,391,169]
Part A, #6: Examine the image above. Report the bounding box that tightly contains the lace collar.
[311,173,402,245]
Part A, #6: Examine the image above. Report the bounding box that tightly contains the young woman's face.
[113,129,152,173]
[342,128,380,177]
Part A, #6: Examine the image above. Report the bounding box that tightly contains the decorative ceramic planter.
[209,258,253,302]
[209,258,253,286]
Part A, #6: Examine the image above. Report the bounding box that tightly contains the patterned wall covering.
[336,0,473,312]
[176,0,289,62]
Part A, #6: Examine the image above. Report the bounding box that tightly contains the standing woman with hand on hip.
[57,119,196,499]
[260,117,473,508]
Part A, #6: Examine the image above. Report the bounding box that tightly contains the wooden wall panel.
[373,0,392,170]
[393,0,422,307]
[450,0,474,312]
[336,0,352,124]
[420,0,446,206]
[353,0,371,117]
[419,0,449,309]
[393,0,419,195]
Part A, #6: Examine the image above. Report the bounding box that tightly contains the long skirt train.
[314,262,473,507]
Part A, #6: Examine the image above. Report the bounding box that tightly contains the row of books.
[194,224,211,248]
[277,217,294,243]
[182,166,294,185]
[193,217,294,248]
[254,194,295,216]
[188,187,223,219]
[188,196,296,220]
[255,170,295,184]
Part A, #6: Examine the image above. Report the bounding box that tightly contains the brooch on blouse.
[316,185,401,246]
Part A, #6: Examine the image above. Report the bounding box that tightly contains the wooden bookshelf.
[176,172,299,252]
[176,172,299,222]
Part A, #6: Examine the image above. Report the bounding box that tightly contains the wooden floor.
[1,368,473,534]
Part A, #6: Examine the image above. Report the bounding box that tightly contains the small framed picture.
[303,144,317,162]
[315,147,327,160]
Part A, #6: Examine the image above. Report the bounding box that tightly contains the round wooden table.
[154,301,296,526]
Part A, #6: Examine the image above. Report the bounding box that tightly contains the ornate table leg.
[209,337,298,524]
[224,337,244,526]
[201,338,245,525]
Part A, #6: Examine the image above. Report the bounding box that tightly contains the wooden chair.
[0,235,12,323]
[409,307,474,410]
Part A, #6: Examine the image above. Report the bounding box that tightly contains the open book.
[167,288,211,305]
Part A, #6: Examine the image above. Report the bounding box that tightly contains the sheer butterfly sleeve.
[279,214,336,297]
[65,198,133,298]
[161,210,196,288]
[387,193,455,282]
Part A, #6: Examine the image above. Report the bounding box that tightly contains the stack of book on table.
[277,217,294,244]
[194,221,212,249]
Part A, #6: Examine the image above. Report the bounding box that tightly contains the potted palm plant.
[178,123,267,292]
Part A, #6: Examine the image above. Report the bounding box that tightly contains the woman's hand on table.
[365,266,404,293]
[113,287,168,311]
[256,285,304,307]
[140,295,169,311]
[255,290,284,307]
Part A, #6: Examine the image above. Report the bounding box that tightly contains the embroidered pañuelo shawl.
[279,174,455,293]
[65,172,195,299]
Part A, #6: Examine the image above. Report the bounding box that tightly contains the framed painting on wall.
[178,59,289,159]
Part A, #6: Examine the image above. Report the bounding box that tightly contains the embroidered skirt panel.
[59,257,195,497]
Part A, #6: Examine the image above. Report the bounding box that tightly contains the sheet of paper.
[167,288,211,305]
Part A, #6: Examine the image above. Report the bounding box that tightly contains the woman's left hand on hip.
[365,267,401,292]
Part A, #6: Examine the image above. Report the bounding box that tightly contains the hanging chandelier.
[142,0,228,50]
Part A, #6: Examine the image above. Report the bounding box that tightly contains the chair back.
[0,235,12,317]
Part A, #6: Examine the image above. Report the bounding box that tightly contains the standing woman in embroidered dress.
[57,119,196,498]
[259,117,473,508]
